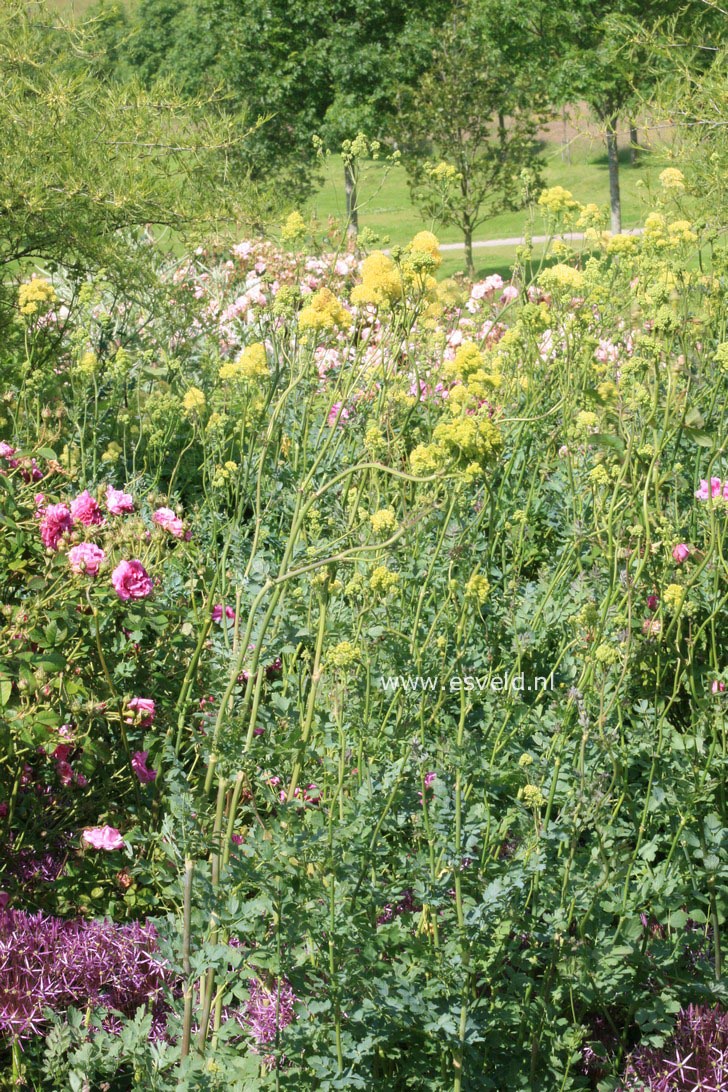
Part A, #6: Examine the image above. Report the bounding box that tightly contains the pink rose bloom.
[152,507,185,538]
[131,750,157,784]
[696,477,723,500]
[40,503,73,550]
[211,604,235,623]
[126,697,155,727]
[68,542,106,576]
[112,559,154,600]
[106,485,134,515]
[82,825,125,850]
[672,543,690,564]
[70,490,104,526]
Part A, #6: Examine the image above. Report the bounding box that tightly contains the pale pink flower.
[111,559,154,601]
[499,285,519,304]
[0,442,16,459]
[125,697,155,727]
[152,507,184,538]
[68,542,106,576]
[39,503,73,550]
[672,544,690,564]
[70,490,104,526]
[106,485,134,515]
[712,680,726,694]
[327,402,349,427]
[131,751,157,784]
[82,825,125,850]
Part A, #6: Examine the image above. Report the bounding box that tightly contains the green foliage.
[395,2,546,272]
[0,1,248,331]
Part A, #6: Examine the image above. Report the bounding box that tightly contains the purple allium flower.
[244,976,296,1048]
[0,909,168,1038]
[618,1004,728,1091]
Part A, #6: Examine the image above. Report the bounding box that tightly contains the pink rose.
[106,485,134,515]
[112,559,154,601]
[82,825,125,850]
[152,507,184,538]
[39,503,73,550]
[68,542,106,576]
[125,697,155,727]
[672,543,690,564]
[70,490,104,526]
[131,750,157,784]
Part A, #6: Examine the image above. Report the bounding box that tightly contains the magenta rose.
[125,697,155,727]
[112,559,154,601]
[39,503,73,550]
[131,751,157,784]
[68,542,106,576]
[70,489,104,526]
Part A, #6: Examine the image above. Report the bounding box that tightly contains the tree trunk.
[605,116,621,234]
[562,106,571,165]
[629,122,638,165]
[498,111,507,160]
[344,162,358,238]
[464,227,474,278]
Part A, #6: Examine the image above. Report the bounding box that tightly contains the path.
[437,228,643,252]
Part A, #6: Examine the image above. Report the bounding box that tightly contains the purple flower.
[244,976,296,1047]
[131,751,157,784]
[212,603,236,623]
[0,908,168,1038]
[619,1004,728,1091]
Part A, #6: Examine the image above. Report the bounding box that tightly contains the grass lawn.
[306,140,669,275]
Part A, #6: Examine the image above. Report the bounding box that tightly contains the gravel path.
[437,227,643,251]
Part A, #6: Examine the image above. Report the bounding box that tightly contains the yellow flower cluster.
[426,161,460,185]
[76,351,100,377]
[370,507,397,536]
[538,186,580,218]
[327,640,359,670]
[575,410,599,433]
[520,784,545,809]
[443,342,502,409]
[18,277,57,316]
[281,210,307,243]
[539,263,584,293]
[350,252,403,308]
[433,415,502,466]
[298,288,349,331]
[182,387,206,415]
[663,584,685,612]
[464,573,490,604]
[409,230,442,270]
[369,565,399,594]
[659,167,686,192]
